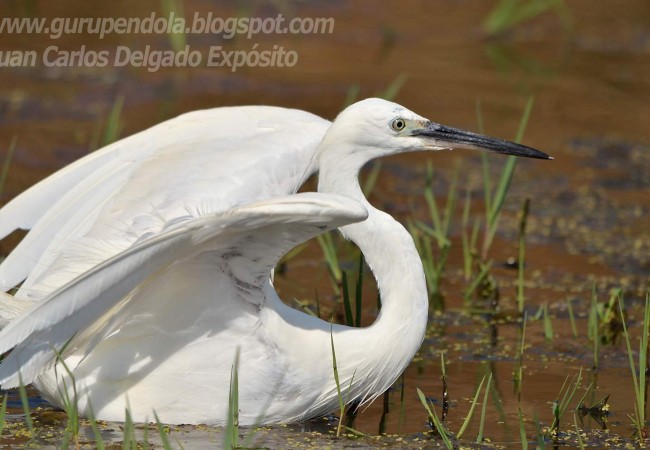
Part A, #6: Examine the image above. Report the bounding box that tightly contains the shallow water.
[0,0,649,448]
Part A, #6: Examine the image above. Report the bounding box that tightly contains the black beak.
[412,122,553,160]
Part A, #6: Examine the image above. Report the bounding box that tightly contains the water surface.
[0,0,648,447]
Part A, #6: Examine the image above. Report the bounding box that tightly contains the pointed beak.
[412,122,553,160]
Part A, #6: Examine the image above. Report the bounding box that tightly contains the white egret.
[0,98,550,424]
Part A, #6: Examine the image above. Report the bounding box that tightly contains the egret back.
[0,106,330,296]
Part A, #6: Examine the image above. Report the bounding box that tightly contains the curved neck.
[340,207,429,340]
[318,149,429,388]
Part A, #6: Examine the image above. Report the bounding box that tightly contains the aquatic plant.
[620,294,650,439]
[416,387,453,449]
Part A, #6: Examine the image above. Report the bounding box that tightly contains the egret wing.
[0,193,367,387]
[0,106,330,294]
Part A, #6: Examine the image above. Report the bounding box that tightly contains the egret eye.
[390,118,406,132]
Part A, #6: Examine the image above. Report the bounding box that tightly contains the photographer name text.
[0,13,336,72]
[0,44,299,72]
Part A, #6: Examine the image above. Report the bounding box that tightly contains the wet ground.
[0,0,649,448]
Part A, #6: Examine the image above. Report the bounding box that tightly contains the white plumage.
[0,98,550,424]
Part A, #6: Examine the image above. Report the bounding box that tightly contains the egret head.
[318,98,552,171]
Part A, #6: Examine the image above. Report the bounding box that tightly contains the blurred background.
[0,0,649,444]
[0,0,648,288]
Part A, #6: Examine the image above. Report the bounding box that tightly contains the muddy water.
[0,0,649,448]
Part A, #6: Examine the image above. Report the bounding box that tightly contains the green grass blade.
[416,388,453,449]
[87,402,106,450]
[533,411,545,449]
[567,299,578,338]
[330,326,345,437]
[224,348,240,449]
[317,233,342,294]
[424,167,443,244]
[550,368,583,434]
[620,297,641,409]
[416,221,449,249]
[620,293,650,434]
[440,352,449,422]
[101,95,124,147]
[518,407,528,450]
[543,303,554,341]
[397,374,406,433]
[638,294,649,430]
[0,394,7,440]
[142,423,149,449]
[341,271,354,327]
[160,0,186,52]
[590,286,600,369]
[461,189,473,280]
[362,161,382,196]
[375,73,408,101]
[123,407,135,449]
[457,374,487,439]
[476,372,493,443]
[573,413,585,450]
[517,198,530,311]
[51,343,81,443]
[279,242,308,264]
[486,152,517,233]
[475,100,492,232]
[355,254,364,327]
[18,374,33,435]
[483,0,518,34]
[482,95,535,258]
[343,85,360,108]
[154,411,174,450]
[464,261,493,301]
[0,136,17,199]
[481,152,492,227]
[443,165,460,235]
[515,96,535,143]
[484,0,569,35]
[514,312,527,398]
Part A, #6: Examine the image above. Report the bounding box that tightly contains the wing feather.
[0,106,330,293]
[0,193,367,387]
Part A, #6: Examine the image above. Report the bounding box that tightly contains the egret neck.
[318,146,429,393]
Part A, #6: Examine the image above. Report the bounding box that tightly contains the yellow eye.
[390,118,406,132]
